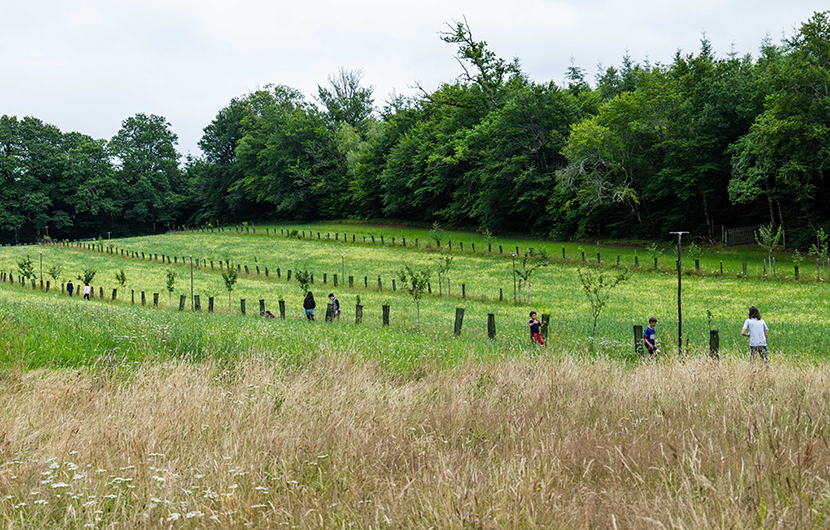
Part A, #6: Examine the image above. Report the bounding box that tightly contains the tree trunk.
[702,193,713,240]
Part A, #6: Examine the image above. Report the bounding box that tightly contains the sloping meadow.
[2,229,829,362]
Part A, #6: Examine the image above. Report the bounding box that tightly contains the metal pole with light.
[189,255,194,311]
[669,231,689,356]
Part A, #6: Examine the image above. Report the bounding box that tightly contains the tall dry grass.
[1,351,829,528]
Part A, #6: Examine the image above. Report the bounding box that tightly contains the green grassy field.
[1,223,829,367]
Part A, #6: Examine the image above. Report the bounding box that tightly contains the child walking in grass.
[529,311,546,346]
[303,291,316,321]
[742,306,769,367]
[644,317,659,360]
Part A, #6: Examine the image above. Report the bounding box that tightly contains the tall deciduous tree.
[317,67,375,132]
[729,11,830,240]
[109,113,183,232]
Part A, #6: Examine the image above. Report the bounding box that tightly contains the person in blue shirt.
[644,317,659,359]
[529,311,546,346]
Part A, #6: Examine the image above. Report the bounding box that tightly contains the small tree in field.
[17,255,35,280]
[115,269,127,289]
[429,222,445,248]
[434,254,453,295]
[398,264,431,330]
[756,224,783,277]
[294,269,311,293]
[221,268,238,309]
[809,228,829,280]
[47,263,63,283]
[77,268,96,285]
[165,270,176,305]
[515,247,548,303]
[577,266,632,353]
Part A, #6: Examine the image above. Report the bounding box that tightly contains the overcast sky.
[1,1,823,157]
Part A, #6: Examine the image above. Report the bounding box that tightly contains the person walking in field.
[742,306,769,368]
[529,311,546,346]
[303,291,316,321]
[83,282,91,300]
[328,293,340,319]
[66,279,74,297]
[644,317,659,360]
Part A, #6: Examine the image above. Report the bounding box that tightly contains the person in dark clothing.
[66,280,74,297]
[529,311,546,346]
[303,291,316,321]
[328,293,340,319]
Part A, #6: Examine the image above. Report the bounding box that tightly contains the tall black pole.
[512,253,517,302]
[670,232,688,356]
[189,255,194,311]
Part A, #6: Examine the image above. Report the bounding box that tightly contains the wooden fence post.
[382,304,390,326]
[795,265,799,280]
[208,297,214,313]
[112,288,117,301]
[355,304,363,324]
[240,299,246,315]
[454,308,465,335]
[541,314,550,339]
[141,291,146,306]
[634,325,644,357]
[334,274,338,287]
[259,299,265,317]
[325,303,334,322]
[278,300,285,319]
[349,275,353,288]
[131,290,135,304]
[487,313,496,339]
[709,329,719,361]
[194,295,201,311]
[153,293,159,307]
[461,283,466,298]
[179,295,186,311]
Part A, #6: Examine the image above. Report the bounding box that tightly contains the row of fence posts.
[68,238,823,284]
[64,235,829,294]
[3,270,735,354]
[2,268,503,337]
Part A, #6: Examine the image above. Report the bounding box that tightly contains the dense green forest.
[1,11,828,247]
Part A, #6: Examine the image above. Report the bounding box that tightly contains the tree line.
[1,11,828,247]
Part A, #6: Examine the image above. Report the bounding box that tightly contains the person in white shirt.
[741,306,769,368]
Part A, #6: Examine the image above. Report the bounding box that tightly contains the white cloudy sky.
[1,1,823,157]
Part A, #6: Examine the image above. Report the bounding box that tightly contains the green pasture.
[1,225,828,369]
[238,220,811,279]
